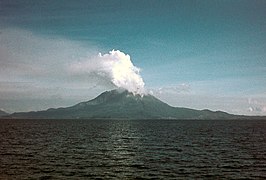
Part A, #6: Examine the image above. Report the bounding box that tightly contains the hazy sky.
[1,0,266,115]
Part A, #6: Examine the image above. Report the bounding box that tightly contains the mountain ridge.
[0,109,9,117]
[5,89,265,120]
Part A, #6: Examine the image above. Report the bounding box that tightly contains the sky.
[1,0,266,115]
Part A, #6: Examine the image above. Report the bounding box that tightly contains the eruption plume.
[70,50,145,95]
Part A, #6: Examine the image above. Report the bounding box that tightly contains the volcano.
[8,89,240,119]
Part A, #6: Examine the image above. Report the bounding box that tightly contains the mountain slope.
[0,110,9,117]
[10,89,236,119]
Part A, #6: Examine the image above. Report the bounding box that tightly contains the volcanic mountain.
[8,89,239,119]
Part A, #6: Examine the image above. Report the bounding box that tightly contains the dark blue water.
[0,119,265,179]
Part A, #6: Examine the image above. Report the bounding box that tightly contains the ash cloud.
[69,50,146,95]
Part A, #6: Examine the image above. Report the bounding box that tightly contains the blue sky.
[1,0,266,115]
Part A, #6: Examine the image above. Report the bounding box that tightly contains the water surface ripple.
[0,119,265,179]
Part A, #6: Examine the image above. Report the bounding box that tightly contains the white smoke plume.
[70,50,146,95]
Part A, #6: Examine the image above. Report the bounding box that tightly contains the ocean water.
[0,119,265,179]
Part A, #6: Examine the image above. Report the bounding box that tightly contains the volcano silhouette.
[9,89,238,119]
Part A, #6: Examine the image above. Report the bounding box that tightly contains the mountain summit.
[10,89,236,119]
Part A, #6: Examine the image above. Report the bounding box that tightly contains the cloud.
[0,28,110,112]
[1,28,145,94]
[149,83,191,95]
[69,50,145,94]
[0,28,98,81]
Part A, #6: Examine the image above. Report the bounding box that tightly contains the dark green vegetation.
[7,89,247,119]
[0,110,8,117]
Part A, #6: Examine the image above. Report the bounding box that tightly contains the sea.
[0,119,265,179]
